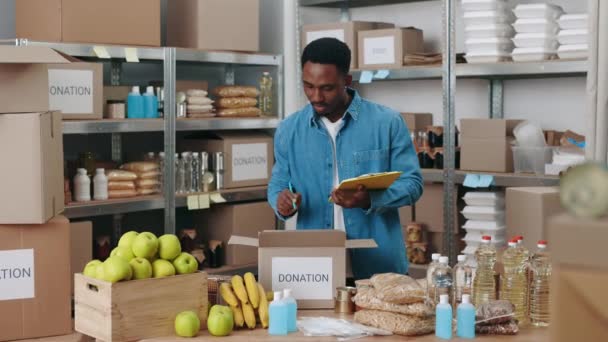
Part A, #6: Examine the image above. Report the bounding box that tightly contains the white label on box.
[48,69,94,114]
[272,257,332,300]
[363,36,396,65]
[0,249,35,301]
[232,143,268,182]
[306,29,345,44]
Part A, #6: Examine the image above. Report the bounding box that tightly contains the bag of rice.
[120,162,159,173]
[354,310,434,336]
[370,273,426,304]
[353,286,433,317]
[106,169,137,181]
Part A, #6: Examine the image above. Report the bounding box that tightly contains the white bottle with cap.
[426,253,442,299]
[93,168,108,200]
[269,291,288,335]
[74,168,91,202]
[283,289,297,332]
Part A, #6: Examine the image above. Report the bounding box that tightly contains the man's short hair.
[301,38,351,75]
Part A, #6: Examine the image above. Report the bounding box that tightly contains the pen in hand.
[288,182,297,210]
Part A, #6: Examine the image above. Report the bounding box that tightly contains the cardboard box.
[547,214,608,342]
[16,0,161,46]
[194,202,275,266]
[460,119,523,139]
[358,28,424,70]
[415,183,458,234]
[228,230,377,309]
[47,62,103,120]
[505,187,563,250]
[167,0,260,52]
[0,112,64,224]
[70,221,92,295]
[302,21,394,69]
[74,272,208,342]
[460,137,515,173]
[0,216,72,341]
[180,132,274,189]
[401,113,433,132]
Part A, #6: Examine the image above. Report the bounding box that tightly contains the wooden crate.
[74,272,207,342]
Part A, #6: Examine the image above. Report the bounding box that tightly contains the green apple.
[152,259,175,278]
[132,232,159,259]
[207,305,234,337]
[158,234,182,261]
[172,252,198,275]
[103,256,132,283]
[129,257,153,280]
[118,231,139,249]
[174,310,201,338]
[110,246,135,262]
[83,260,102,278]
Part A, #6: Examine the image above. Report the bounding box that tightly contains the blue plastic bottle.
[457,294,476,339]
[127,86,144,118]
[436,294,453,339]
[283,289,298,332]
[143,86,159,118]
[268,291,288,335]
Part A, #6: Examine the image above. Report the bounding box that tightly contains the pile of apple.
[83,231,198,282]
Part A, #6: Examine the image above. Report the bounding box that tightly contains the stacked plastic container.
[557,13,589,60]
[462,0,515,63]
[512,3,563,62]
[461,192,506,256]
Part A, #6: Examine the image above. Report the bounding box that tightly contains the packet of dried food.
[354,309,434,336]
[108,181,136,191]
[215,97,258,109]
[120,161,159,173]
[353,286,433,317]
[476,300,516,325]
[106,169,138,181]
[212,85,259,98]
[108,189,137,199]
[369,273,426,304]
[476,319,519,335]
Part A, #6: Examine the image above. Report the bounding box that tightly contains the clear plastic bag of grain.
[354,309,434,336]
[353,286,433,318]
[369,273,426,304]
[212,85,259,98]
[476,320,519,335]
[476,300,516,325]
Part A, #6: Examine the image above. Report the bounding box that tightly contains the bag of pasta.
[216,107,261,117]
[215,97,258,109]
[106,169,137,181]
[369,273,426,304]
[212,85,259,98]
[353,286,433,317]
[354,310,434,336]
[120,162,159,173]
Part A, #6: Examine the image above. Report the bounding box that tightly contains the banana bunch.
[219,272,269,329]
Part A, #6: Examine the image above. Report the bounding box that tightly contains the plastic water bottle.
[433,256,453,305]
[529,240,551,327]
[259,71,273,116]
[473,236,497,307]
[191,152,201,193]
[269,291,288,335]
[143,86,159,118]
[175,153,185,194]
[127,86,144,118]
[181,152,192,194]
[283,289,297,333]
[435,294,452,339]
[454,254,473,307]
[457,294,476,339]
[93,168,108,201]
[426,253,441,300]
[500,239,528,324]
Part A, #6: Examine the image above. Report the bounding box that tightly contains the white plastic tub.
[462,0,509,12]
[462,206,505,221]
[513,18,560,34]
[512,146,554,175]
[465,37,514,53]
[463,192,505,207]
[512,46,557,62]
[513,33,559,49]
[513,3,563,20]
[465,23,515,39]
[558,44,588,59]
[558,14,588,30]
[465,51,512,63]
[558,29,588,45]
[463,10,515,27]
[462,220,506,232]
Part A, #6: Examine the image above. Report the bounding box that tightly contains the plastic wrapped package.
[369,273,425,304]
[476,320,519,335]
[476,300,515,325]
[187,104,214,113]
[354,310,435,336]
[462,192,504,207]
[186,89,208,97]
[513,3,563,20]
[296,317,392,340]
[461,0,510,12]
[187,96,213,105]
[216,107,261,117]
[139,170,161,180]
[137,188,160,196]
[215,97,258,109]
[353,286,434,317]
[106,169,138,181]
[135,179,161,189]
[120,162,159,173]
[212,86,259,98]
[108,181,136,191]
[108,189,138,199]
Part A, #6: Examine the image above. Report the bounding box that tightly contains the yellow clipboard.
[336,171,403,190]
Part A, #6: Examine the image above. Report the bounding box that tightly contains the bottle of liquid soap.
[435,294,452,339]
[143,86,159,118]
[283,289,298,333]
[454,254,473,307]
[472,235,497,307]
[529,240,551,327]
[500,239,528,324]
[433,256,453,305]
[74,168,91,202]
[127,86,144,119]
[426,253,441,300]
[93,168,108,201]
[457,294,476,339]
[269,291,288,336]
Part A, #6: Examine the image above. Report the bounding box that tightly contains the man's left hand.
[331,184,371,209]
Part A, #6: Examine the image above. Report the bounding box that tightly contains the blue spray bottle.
[143,86,159,118]
[268,291,288,335]
[457,294,476,339]
[283,289,298,332]
[436,294,453,339]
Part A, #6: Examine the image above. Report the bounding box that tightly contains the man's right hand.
[277,189,301,217]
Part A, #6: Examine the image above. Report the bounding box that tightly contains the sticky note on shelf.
[187,195,199,210]
[359,70,374,84]
[93,46,111,59]
[463,174,480,188]
[374,69,390,79]
[198,194,210,209]
[210,192,226,204]
[124,48,140,63]
[478,175,495,187]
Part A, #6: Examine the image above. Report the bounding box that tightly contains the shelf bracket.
[489,79,504,119]
[110,60,122,86]
[111,133,122,163]
[225,64,235,85]
[339,1,351,22]
[163,48,177,235]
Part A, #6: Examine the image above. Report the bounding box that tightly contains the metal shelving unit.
[64,196,165,219]
[174,187,268,208]
[421,169,559,187]
[301,0,434,7]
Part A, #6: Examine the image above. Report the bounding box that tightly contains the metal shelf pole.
[163,48,177,234]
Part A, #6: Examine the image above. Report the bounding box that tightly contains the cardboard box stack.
[512,3,563,62]
[462,0,516,63]
[461,191,506,257]
[460,119,522,173]
[358,27,424,70]
[557,13,589,60]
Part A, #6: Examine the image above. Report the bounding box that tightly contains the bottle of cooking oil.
[515,235,531,318]
[529,240,551,327]
[426,253,441,300]
[500,240,528,324]
[453,254,473,307]
[472,236,497,307]
[259,72,273,116]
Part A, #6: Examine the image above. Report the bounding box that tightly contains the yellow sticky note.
[125,48,139,63]
[198,194,210,209]
[187,195,199,210]
[93,46,111,59]
[209,192,226,204]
